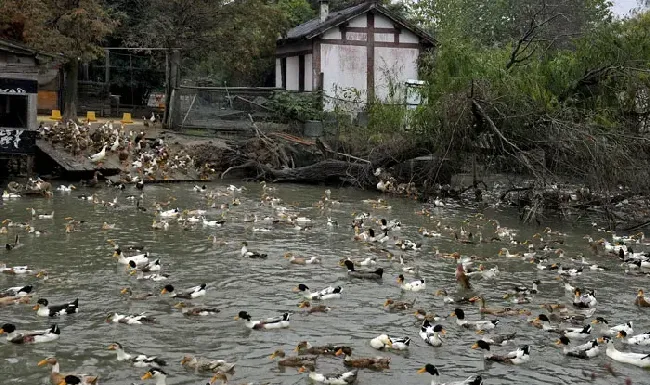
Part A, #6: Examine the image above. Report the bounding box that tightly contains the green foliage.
[267,91,323,121]
[278,0,316,27]
[403,4,650,189]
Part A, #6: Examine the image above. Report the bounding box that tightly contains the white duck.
[617,331,650,346]
[108,342,166,367]
[106,312,156,325]
[397,274,425,291]
[235,311,290,329]
[605,338,650,368]
[419,321,445,347]
[293,284,342,300]
[89,145,107,163]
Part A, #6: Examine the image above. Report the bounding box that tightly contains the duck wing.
[49,299,78,315]
[349,268,383,279]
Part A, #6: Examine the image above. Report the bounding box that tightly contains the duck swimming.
[555,336,604,358]
[617,330,650,345]
[472,340,531,364]
[298,366,358,385]
[343,260,383,279]
[160,283,206,298]
[235,311,290,329]
[417,363,483,385]
[240,241,267,258]
[269,349,317,369]
[419,321,445,347]
[106,312,156,324]
[180,355,235,373]
[397,274,425,291]
[294,341,351,356]
[335,349,390,370]
[0,323,59,344]
[591,317,633,336]
[293,284,342,300]
[141,368,167,385]
[34,298,78,317]
[604,337,650,368]
[450,308,499,332]
[108,342,166,367]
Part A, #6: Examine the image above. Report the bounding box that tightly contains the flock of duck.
[1,181,650,385]
[36,119,215,184]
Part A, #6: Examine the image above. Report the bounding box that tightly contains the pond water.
[0,182,648,385]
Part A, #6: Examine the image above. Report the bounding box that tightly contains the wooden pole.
[168,49,181,129]
[162,50,170,127]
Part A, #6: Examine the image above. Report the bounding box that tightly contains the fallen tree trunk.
[250,159,373,186]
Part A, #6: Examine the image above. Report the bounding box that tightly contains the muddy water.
[0,182,648,385]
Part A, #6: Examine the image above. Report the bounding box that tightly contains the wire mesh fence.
[172,86,281,132]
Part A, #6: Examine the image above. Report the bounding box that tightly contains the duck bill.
[120,288,129,295]
[291,287,300,292]
[233,316,240,320]
[383,300,390,307]
[471,343,480,349]
[160,288,168,295]
[616,332,624,339]
[598,337,606,343]
[141,372,153,380]
[57,381,66,385]
[554,340,563,346]
[298,367,306,373]
[417,367,427,374]
[293,346,300,352]
[32,304,39,310]
[590,319,599,324]
[269,353,277,359]
[0,328,3,334]
[108,344,117,350]
[450,312,456,317]
[298,302,309,308]
[441,329,447,335]
[469,296,479,302]
[173,303,183,309]
[37,359,48,366]
[334,348,344,356]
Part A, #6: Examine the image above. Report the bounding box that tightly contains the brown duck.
[269,349,316,369]
[294,341,351,356]
[335,348,390,370]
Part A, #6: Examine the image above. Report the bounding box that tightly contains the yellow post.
[50,110,62,121]
[120,112,134,124]
[85,111,97,122]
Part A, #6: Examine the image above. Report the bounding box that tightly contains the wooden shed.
[0,38,50,177]
[275,0,435,110]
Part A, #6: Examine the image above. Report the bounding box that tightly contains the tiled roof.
[280,2,435,46]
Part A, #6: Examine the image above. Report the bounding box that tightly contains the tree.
[410,0,612,47]
[0,0,117,121]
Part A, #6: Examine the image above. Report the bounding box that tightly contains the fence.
[170,86,281,132]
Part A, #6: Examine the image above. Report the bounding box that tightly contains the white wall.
[349,14,366,27]
[321,43,367,111]
[323,28,341,40]
[399,29,419,44]
[275,58,282,88]
[374,47,419,102]
[304,54,313,91]
[347,32,367,41]
[374,13,394,28]
[286,56,300,90]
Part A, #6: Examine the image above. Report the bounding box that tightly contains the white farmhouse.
[275,0,435,111]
